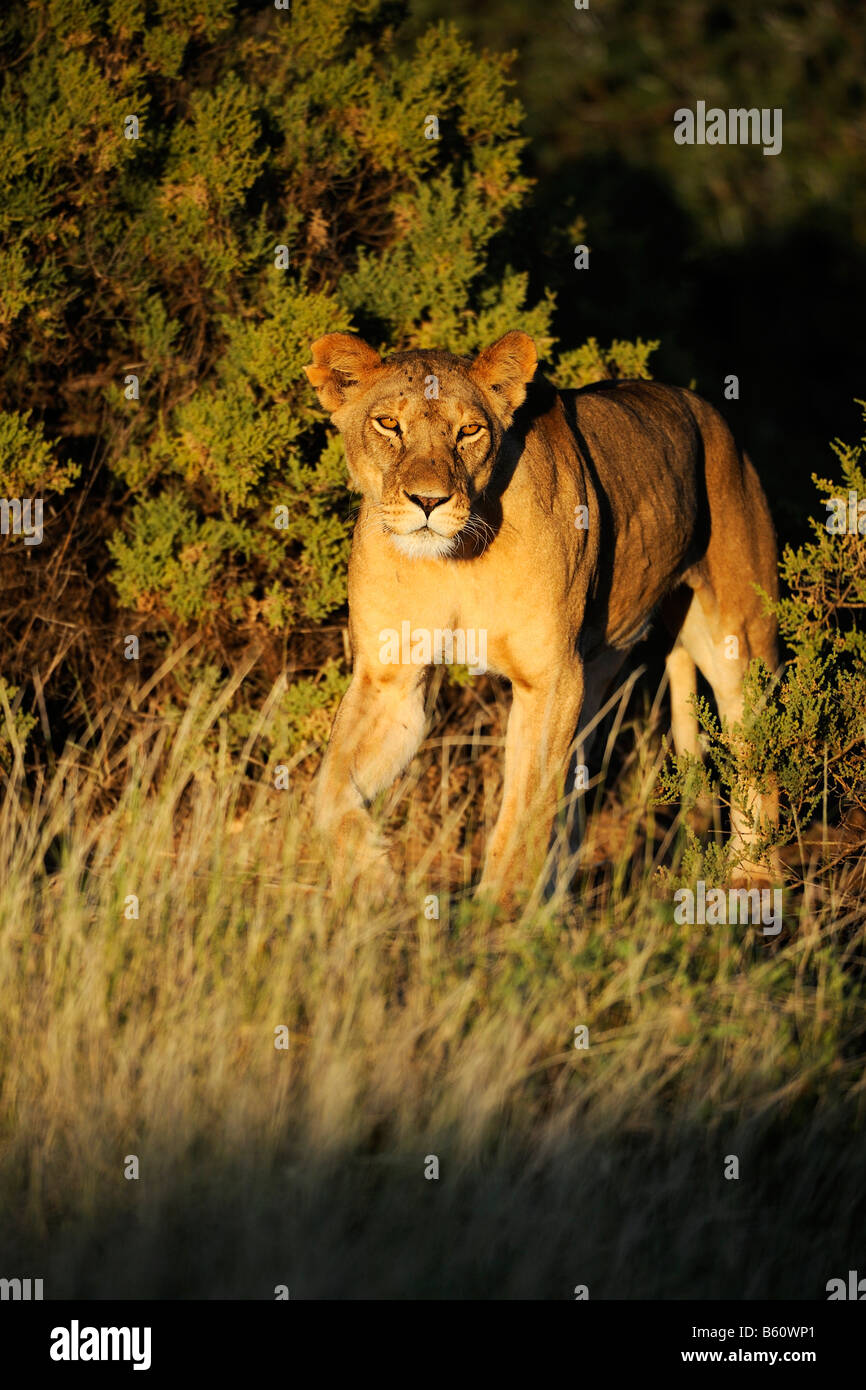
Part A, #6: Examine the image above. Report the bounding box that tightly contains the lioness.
[305,331,779,901]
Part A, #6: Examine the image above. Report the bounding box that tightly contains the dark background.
[406,0,866,546]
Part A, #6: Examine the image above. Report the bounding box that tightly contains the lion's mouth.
[413,519,459,538]
[386,526,460,559]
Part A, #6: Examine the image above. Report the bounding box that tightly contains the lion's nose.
[406,492,451,517]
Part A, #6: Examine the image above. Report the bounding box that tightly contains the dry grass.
[1,674,865,1298]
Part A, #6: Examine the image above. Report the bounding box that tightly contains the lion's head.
[304,331,538,557]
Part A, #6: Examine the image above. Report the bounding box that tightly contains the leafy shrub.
[658,399,866,873]
[0,0,656,758]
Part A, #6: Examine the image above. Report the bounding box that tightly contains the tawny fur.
[305,331,779,902]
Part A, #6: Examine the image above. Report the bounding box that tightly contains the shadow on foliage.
[3,1110,865,1298]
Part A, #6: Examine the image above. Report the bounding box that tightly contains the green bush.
[658,399,866,872]
[0,0,658,757]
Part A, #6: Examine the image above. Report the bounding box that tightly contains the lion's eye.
[458,424,483,440]
[375,416,399,432]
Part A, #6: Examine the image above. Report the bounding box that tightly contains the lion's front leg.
[314,665,428,884]
[477,663,585,906]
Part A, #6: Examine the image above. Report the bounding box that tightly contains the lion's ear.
[470,331,538,419]
[304,334,383,413]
